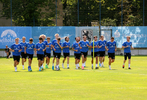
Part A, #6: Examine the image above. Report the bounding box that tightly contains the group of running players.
[9,33,134,72]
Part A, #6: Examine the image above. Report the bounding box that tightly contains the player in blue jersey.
[52,37,62,70]
[40,34,47,69]
[122,36,134,69]
[98,36,107,67]
[45,37,52,68]
[72,37,81,69]
[79,36,90,69]
[105,37,117,70]
[62,36,70,69]
[51,33,59,70]
[36,37,46,71]
[10,38,22,72]
[25,38,36,71]
[20,37,27,69]
[90,36,99,69]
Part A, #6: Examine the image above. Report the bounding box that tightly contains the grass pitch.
[0,56,147,100]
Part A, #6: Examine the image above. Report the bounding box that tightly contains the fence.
[0,26,147,49]
[0,0,146,26]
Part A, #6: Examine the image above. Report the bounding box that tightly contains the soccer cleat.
[122,65,125,68]
[82,66,84,70]
[45,64,48,69]
[67,67,70,69]
[128,67,131,69]
[95,67,99,69]
[109,67,112,70]
[99,63,101,67]
[39,68,41,71]
[91,66,93,69]
[41,66,44,70]
[28,66,30,71]
[52,66,54,70]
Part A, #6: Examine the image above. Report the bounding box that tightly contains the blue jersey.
[26,43,35,54]
[106,41,116,53]
[79,40,89,52]
[36,42,46,54]
[98,40,107,51]
[43,40,47,45]
[63,41,70,53]
[52,39,57,51]
[11,43,22,56]
[46,42,52,53]
[72,42,81,54]
[53,41,62,53]
[20,42,27,52]
[122,41,132,53]
[90,41,99,52]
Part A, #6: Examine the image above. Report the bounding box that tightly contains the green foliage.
[0,0,56,26]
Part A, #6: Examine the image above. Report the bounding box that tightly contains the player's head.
[40,34,46,41]
[22,36,26,42]
[101,35,104,40]
[111,37,114,42]
[29,38,33,43]
[57,37,61,42]
[47,37,50,42]
[94,36,97,41]
[39,37,43,43]
[83,35,87,41]
[6,45,8,48]
[78,36,80,42]
[65,36,69,42]
[75,37,79,42]
[127,36,130,41]
[55,33,59,39]
[15,38,19,43]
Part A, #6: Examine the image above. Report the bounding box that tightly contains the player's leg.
[46,56,49,68]
[28,58,32,71]
[101,52,105,67]
[96,56,98,69]
[109,57,112,70]
[52,51,56,67]
[67,56,69,69]
[122,53,127,68]
[81,53,85,69]
[62,53,66,68]
[128,53,131,69]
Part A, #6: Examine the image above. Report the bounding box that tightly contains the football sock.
[129,64,130,67]
[67,64,69,67]
[96,64,98,67]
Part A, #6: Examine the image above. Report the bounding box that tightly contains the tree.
[0,0,56,26]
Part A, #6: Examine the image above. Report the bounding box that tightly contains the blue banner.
[112,26,147,48]
[0,27,32,49]
[32,26,76,46]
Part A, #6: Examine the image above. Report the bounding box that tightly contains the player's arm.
[62,43,68,48]
[57,43,62,49]
[78,43,82,49]
[24,47,27,54]
[105,46,108,51]
[19,45,22,52]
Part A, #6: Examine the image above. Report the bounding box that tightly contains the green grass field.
[0,56,147,100]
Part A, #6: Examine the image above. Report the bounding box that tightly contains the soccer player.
[105,37,117,70]
[5,45,11,59]
[51,34,59,70]
[10,38,22,72]
[20,37,27,69]
[52,37,62,70]
[90,36,99,69]
[79,35,90,69]
[36,37,46,71]
[25,38,36,71]
[122,36,134,69]
[72,37,81,69]
[62,36,70,69]
[45,37,52,68]
[98,36,107,67]
[40,34,47,69]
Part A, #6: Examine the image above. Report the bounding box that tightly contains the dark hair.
[65,36,69,41]
[94,36,97,38]
[29,38,33,41]
[57,37,61,41]
[39,37,43,41]
[111,37,114,39]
